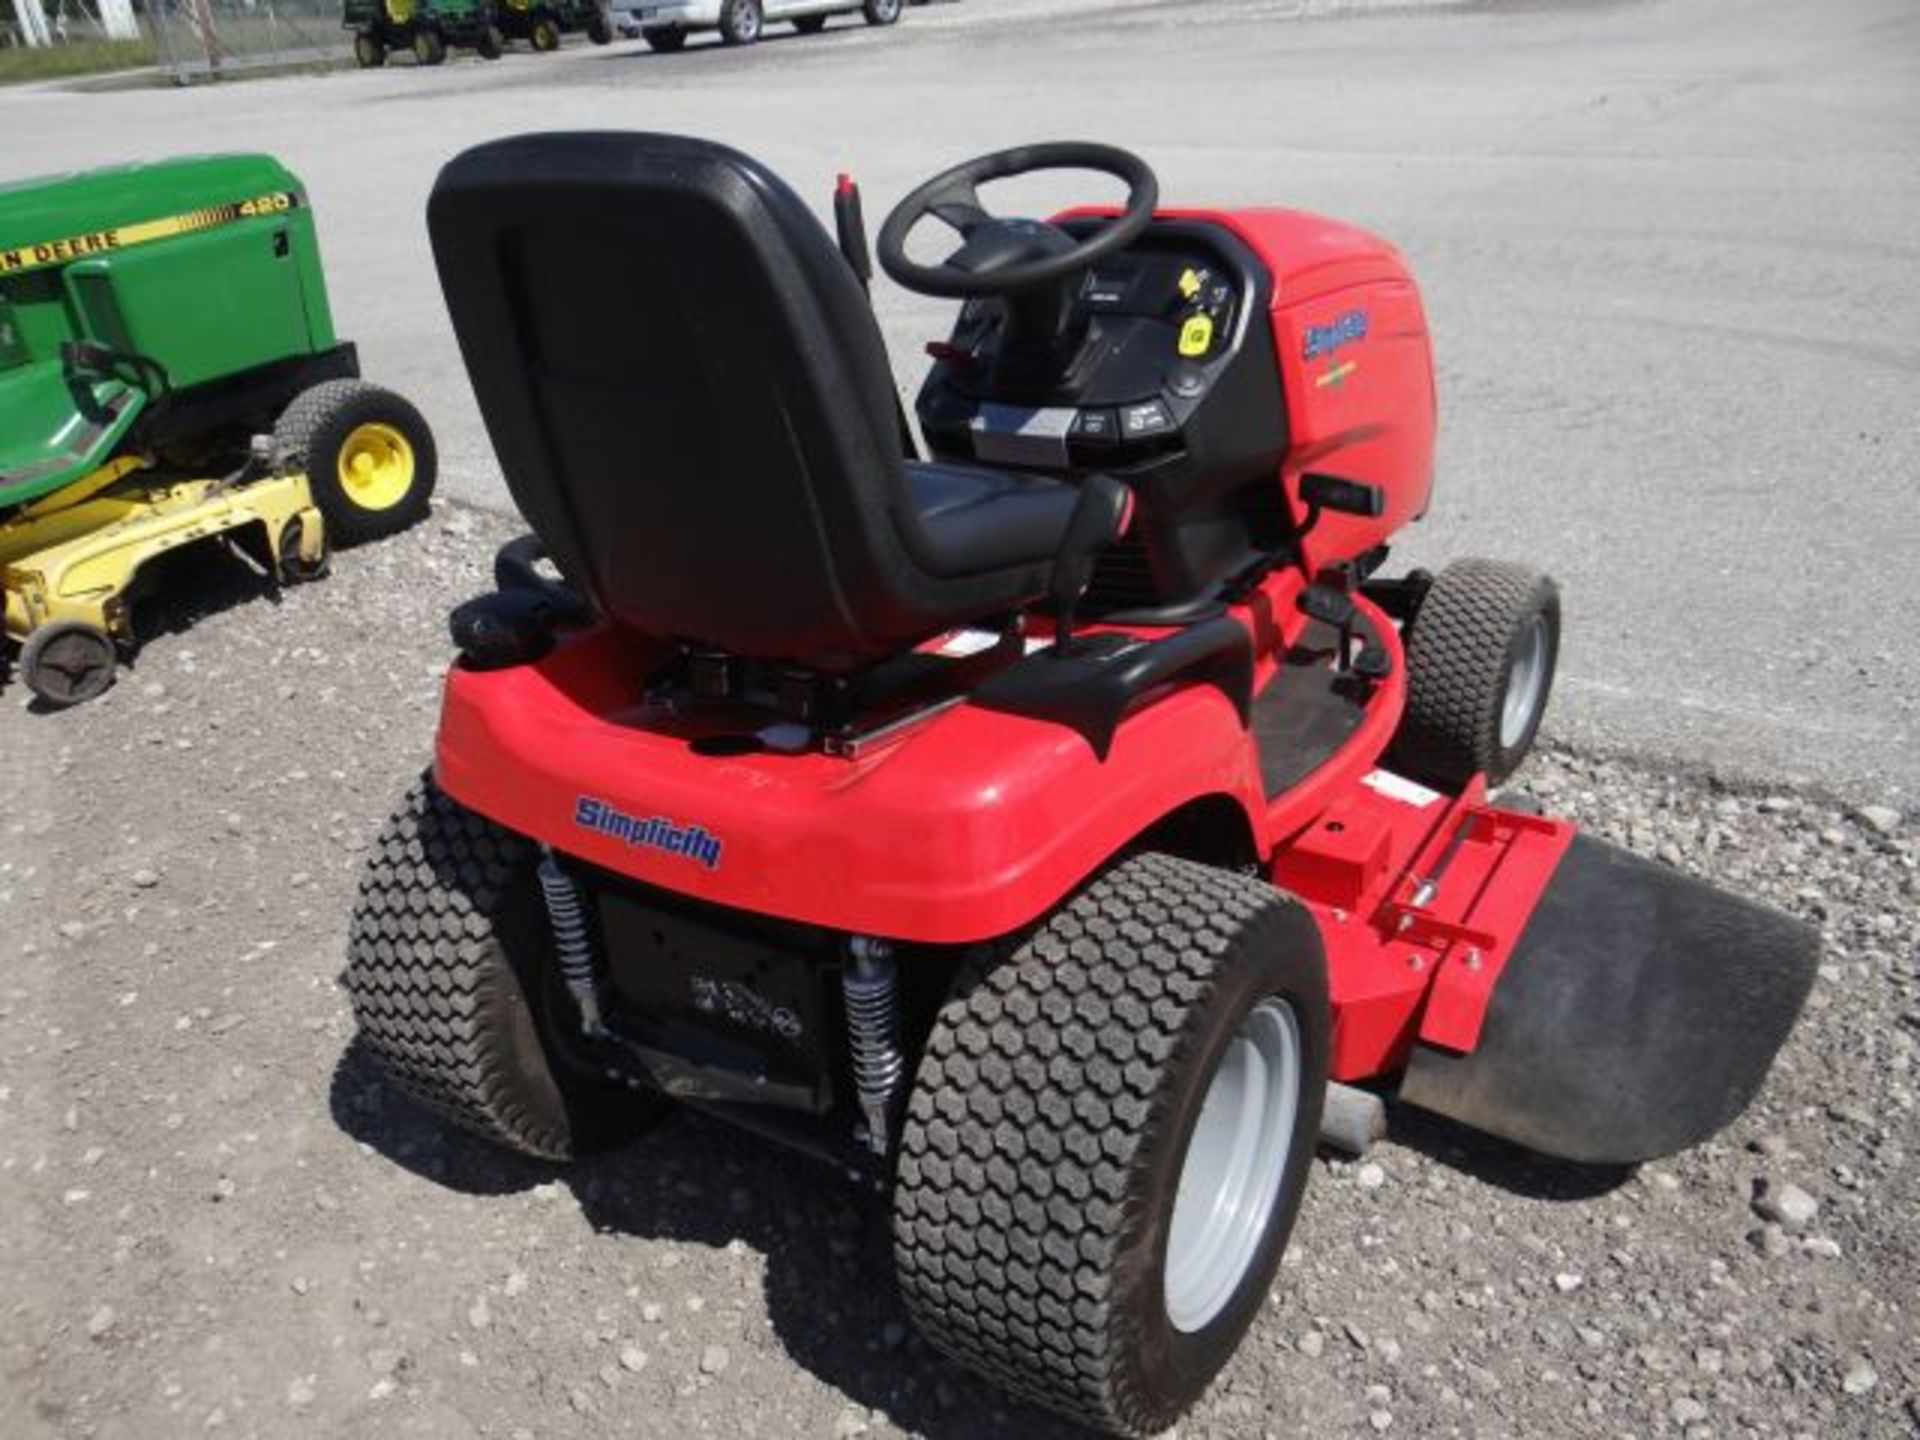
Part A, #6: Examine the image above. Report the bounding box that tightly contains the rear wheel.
[894,853,1329,1437]
[862,0,899,23]
[792,12,826,32]
[411,26,447,62]
[20,621,117,709]
[529,13,562,48]
[1389,557,1561,790]
[353,31,386,65]
[346,776,662,1160]
[585,8,612,42]
[643,25,685,49]
[718,0,760,44]
[476,24,503,56]
[275,380,436,546]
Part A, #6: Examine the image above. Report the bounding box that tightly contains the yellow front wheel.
[276,380,437,546]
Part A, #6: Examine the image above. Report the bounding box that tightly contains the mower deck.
[1,458,324,644]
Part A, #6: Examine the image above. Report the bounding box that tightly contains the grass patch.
[0,36,156,84]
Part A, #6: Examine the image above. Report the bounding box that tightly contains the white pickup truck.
[616,0,924,49]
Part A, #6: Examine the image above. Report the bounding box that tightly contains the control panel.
[914,219,1290,617]
[915,222,1278,477]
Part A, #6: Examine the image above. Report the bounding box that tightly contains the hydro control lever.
[1295,471,1384,542]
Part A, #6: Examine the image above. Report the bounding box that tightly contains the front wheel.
[894,853,1329,1437]
[275,380,437,546]
[476,23,503,56]
[411,25,447,63]
[352,30,386,65]
[585,9,611,42]
[718,0,760,44]
[20,621,117,708]
[529,14,562,48]
[862,0,900,23]
[1389,557,1561,790]
[275,512,330,585]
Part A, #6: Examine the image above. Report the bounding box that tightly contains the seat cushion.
[902,461,1080,579]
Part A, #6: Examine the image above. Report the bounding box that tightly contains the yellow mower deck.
[2,456,326,645]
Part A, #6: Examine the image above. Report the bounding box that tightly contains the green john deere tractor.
[345,0,504,65]
[493,0,613,52]
[0,155,435,707]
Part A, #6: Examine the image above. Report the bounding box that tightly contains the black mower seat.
[904,460,1085,576]
[429,133,1087,671]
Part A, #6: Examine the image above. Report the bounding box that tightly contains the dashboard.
[917,227,1256,470]
[914,219,1290,616]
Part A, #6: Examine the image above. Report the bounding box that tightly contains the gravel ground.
[1,507,1915,1439]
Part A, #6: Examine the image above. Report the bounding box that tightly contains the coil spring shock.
[843,938,904,1156]
[537,852,605,1036]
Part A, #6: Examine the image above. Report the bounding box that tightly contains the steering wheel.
[876,142,1159,299]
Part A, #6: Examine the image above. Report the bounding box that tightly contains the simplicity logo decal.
[574,797,723,871]
[1302,308,1369,361]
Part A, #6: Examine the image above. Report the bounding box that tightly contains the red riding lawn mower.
[346,136,1817,1435]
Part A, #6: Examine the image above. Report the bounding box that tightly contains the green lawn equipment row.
[344,0,611,65]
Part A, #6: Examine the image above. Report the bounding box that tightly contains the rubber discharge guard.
[1401,834,1819,1165]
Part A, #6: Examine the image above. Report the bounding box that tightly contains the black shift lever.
[834,173,874,291]
[834,171,919,459]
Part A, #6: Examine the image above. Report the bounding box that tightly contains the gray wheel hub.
[1501,614,1550,751]
[1163,996,1302,1333]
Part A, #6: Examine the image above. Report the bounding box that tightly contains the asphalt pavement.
[6,0,1917,800]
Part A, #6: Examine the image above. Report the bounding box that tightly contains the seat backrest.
[428,133,933,667]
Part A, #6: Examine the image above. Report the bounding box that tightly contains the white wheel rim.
[1163,997,1301,1334]
[1500,615,1550,751]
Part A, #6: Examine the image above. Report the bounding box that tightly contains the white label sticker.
[1362,768,1444,809]
[933,628,1004,658]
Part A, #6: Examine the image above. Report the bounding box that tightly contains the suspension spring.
[843,937,905,1157]
[537,852,605,1037]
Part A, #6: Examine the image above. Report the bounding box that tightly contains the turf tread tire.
[345,776,648,1161]
[1390,557,1559,790]
[893,852,1328,1437]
